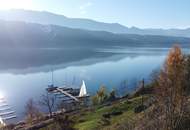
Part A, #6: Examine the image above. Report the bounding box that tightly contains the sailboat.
[79,80,89,97]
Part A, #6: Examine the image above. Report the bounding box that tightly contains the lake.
[0,47,189,122]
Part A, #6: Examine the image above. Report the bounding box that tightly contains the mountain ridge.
[0,9,190,37]
[0,19,189,49]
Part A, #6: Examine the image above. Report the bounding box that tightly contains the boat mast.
[51,68,54,86]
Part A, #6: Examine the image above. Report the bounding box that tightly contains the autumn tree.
[91,86,108,106]
[184,55,190,94]
[155,45,188,130]
[97,86,108,104]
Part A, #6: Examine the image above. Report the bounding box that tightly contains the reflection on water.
[0,47,188,122]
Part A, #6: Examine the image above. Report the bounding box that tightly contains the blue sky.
[0,0,189,29]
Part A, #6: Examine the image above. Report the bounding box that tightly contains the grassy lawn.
[37,96,146,130]
[74,96,144,130]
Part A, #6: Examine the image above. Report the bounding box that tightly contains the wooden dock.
[47,80,89,103]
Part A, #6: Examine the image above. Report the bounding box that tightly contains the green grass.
[74,96,145,130]
[38,96,146,130]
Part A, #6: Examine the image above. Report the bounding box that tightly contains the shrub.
[110,107,123,116]
[54,115,76,130]
[102,107,123,119]
[134,105,147,113]
[99,117,110,126]
[91,95,99,106]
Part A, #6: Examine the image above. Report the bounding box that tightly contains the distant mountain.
[0,20,189,70]
[0,9,129,34]
[0,9,190,37]
[0,20,189,49]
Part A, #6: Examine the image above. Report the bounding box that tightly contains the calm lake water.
[0,47,189,122]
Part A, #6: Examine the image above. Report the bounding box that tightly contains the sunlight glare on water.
[0,91,5,100]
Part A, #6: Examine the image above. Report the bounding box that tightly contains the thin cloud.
[79,2,93,14]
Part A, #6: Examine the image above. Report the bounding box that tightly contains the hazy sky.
[0,0,189,29]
